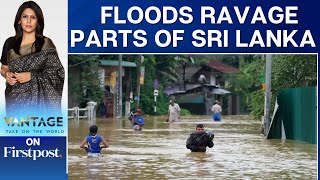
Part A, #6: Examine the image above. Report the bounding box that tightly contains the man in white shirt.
[212,100,222,121]
[167,100,181,122]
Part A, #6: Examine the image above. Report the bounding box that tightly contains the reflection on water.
[68,116,317,179]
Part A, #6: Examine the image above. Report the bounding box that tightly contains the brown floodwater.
[68,116,317,179]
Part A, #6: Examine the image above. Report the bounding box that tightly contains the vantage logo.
[4,117,63,127]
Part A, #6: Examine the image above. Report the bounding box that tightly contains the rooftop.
[99,60,137,67]
[206,60,240,73]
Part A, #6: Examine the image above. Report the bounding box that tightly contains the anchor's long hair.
[13,1,45,54]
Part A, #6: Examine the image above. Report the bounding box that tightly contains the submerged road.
[68,116,317,179]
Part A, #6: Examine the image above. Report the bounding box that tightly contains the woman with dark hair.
[0,1,64,115]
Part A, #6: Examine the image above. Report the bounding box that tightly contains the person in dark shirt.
[186,124,214,152]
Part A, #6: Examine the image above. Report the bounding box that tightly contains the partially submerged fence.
[68,101,97,123]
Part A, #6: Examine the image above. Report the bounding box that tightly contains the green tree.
[226,55,264,93]
[226,54,317,119]
[154,55,180,86]
[130,55,171,115]
[68,55,104,107]
[271,55,317,93]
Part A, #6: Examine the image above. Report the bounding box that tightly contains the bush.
[249,90,264,119]
[180,108,191,116]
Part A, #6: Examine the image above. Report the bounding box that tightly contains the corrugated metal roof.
[206,61,239,73]
[211,88,231,94]
[164,83,231,95]
[99,60,137,67]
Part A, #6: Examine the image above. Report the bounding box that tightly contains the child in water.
[80,125,109,157]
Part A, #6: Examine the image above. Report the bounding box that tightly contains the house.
[98,60,136,117]
[164,60,240,115]
[68,59,136,118]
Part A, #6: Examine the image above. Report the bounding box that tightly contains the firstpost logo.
[3,138,62,160]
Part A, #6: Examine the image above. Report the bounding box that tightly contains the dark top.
[186,132,214,152]
[0,37,14,65]
[3,36,63,116]
[1,36,55,66]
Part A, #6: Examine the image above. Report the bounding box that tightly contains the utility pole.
[125,65,131,117]
[117,54,123,119]
[264,54,272,136]
[135,55,142,110]
[182,62,186,91]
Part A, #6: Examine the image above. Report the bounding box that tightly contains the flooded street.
[68,116,317,179]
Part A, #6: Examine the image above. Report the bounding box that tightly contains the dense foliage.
[68,54,317,118]
[226,54,317,119]
[68,55,104,107]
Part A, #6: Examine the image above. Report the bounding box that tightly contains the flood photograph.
[67,54,317,179]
